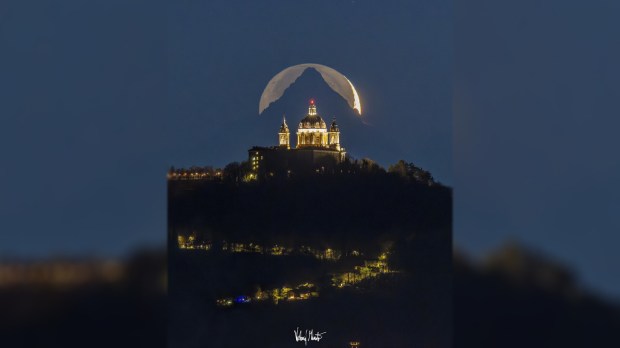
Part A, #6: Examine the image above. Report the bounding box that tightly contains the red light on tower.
[310,98,315,105]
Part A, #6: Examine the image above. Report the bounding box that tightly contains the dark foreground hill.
[168,167,452,255]
[455,243,620,347]
[168,165,453,348]
[1,244,619,347]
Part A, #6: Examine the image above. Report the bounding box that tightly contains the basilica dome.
[299,115,326,130]
[298,99,326,130]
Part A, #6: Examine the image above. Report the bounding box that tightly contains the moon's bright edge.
[345,77,362,115]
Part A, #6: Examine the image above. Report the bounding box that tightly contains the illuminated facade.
[296,100,328,147]
[249,100,346,176]
[296,99,341,150]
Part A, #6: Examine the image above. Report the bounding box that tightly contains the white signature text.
[293,327,326,345]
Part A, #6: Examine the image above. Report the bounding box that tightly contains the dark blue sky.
[168,0,452,175]
[0,0,451,256]
[1,1,619,299]
[455,0,620,299]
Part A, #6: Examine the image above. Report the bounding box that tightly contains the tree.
[223,162,241,183]
[388,160,435,186]
[388,160,409,177]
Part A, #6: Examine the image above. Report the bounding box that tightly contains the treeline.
[169,157,438,187]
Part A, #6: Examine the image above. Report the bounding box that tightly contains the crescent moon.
[259,63,362,116]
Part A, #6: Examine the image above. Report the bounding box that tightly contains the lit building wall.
[247,100,347,178]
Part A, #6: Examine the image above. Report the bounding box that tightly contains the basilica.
[249,99,347,176]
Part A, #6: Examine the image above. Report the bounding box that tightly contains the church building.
[249,99,347,177]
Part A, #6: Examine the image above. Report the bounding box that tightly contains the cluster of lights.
[216,282,319,307]
[214,250,396,307]
[223,242,263,253]
[168,168,222,181]
[182,234,396,307]
[331,252,393,288]
[178,238,356,261]
[177,235,212,250]
[243,173,257,182]
[250,154,262,172]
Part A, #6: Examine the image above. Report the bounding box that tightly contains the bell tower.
[328,117,340,151]
[278,115,290,149]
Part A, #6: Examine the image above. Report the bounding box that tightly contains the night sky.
[1,1,619,298]
[454,0,620,299]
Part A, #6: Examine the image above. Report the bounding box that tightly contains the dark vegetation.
[455,243,620,348]
[0,250,166,348]
[2,245,619,347]
[168,159,452,347]
[168,159,447,249]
